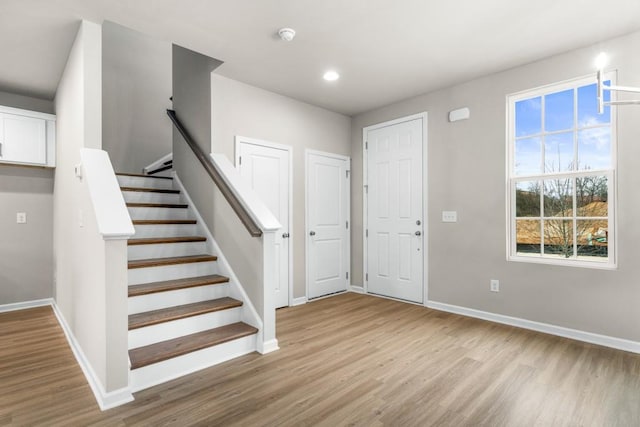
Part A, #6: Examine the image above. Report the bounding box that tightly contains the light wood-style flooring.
[2,293,640,426]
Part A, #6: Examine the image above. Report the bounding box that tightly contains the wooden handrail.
[167,109,262,237]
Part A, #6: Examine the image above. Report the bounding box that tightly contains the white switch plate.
[16,212,27,224]
[442,211,457,222]
[490,279,500,292]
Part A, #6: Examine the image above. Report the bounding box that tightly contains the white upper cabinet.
[0,106,56,167]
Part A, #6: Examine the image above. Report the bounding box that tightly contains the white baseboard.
[349,285,365,294]
[0,298,53,313]
[291,297,308,306]
[426,300,640,354]
[50,302,134,410]
[258,338,280,354]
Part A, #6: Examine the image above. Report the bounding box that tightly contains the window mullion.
[539,96,545,255]
[572,88,578,258]
[572,176,578,258]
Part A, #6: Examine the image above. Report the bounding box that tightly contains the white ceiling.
[1,0,639,116]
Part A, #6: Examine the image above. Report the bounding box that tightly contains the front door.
[306,151,350,299]
[237,138,290,308]
[365,116,424,303]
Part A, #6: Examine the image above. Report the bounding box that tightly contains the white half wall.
[53,20,130,403]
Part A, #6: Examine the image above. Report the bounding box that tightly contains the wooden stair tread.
[128,274,229,297]
[129,322,258,369]
[116,172,173,180]
[128,254,217,269]
[132,219,197,225]
[121,187,180,194]
[128,236,206,246]
[127,202,188,208]
[128,298,243,330]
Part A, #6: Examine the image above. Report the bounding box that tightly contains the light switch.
[17,212,27,224]
[442,211,457,223]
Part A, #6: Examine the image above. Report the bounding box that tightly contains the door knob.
[415,231,422,236]
[282,232,290,238]
[309,231,316,236]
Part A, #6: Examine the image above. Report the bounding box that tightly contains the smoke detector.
[278,28,296,42]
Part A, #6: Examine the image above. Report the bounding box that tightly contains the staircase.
[117,172,259,392]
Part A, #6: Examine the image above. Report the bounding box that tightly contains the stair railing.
[143,152,173,175]
[166,109,263,237]
[167,109,281,354]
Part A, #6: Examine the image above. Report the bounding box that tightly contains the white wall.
[0,92,54,305]
[351,30,640,342]
[53,20,129,400]
[102,22,172,173]
[211,75,351,299]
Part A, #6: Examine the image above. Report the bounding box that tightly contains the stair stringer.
[171,172,264,343]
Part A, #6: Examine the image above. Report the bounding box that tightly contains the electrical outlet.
[490,279,500,292]
[16,212,27,224]
[442,211,457,222]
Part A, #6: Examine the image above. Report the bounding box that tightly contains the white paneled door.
[306,151,350,299]
[237,138,291,308]
[366,117,424,303]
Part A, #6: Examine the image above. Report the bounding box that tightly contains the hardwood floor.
[2,293,640,426]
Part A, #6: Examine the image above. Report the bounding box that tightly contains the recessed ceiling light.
[323,70,340,81]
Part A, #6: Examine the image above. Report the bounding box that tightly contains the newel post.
[258,230,280,354]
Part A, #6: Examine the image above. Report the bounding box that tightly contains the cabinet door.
[0,113,47,165]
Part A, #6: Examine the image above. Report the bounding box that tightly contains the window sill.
[508,254,617,270]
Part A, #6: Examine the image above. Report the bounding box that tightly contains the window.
[507,74,616,268]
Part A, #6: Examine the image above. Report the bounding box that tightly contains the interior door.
[237,140,290,308]
[307,151,350,299]
[366,117,424,303]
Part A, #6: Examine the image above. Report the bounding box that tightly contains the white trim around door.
[235,135,294,307]
[362,112,429,305]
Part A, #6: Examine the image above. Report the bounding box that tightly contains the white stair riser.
[130,334,256,392]
[127,206,189,220]
[128,261,218,285]
[128,283,229,314]
[128,241,208,260]
[117,176,174,190]
[132,224,199,238]
[122,191,181,204]
[128,307,242,349]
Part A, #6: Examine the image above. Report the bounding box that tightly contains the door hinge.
[346,221,349,229]
[346,272,349,280]
[238,156,242,165]
[346,169,350,178]
[365,141,368,150]
[364,184,368,193]
[366,273,369,281]
[366,229,368,238]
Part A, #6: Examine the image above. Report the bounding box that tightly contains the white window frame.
[506,73,617,269]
